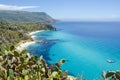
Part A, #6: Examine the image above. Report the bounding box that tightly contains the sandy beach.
[29,30,45,35]
[16,30,45,51]
[16,41,35,51]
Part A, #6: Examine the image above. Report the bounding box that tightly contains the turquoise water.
[27,22,120,79]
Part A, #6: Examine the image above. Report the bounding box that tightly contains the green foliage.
[0,21,56,45]
[0,10,56,23]
[102,71,120,80]
[0,45,77,80]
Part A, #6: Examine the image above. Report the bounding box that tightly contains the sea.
[27,21,120,79]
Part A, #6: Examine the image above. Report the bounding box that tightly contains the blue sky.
[0,0,120,21]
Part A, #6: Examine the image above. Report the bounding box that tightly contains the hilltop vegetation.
[0,10,56,23]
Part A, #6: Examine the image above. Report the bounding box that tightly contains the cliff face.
[0,10,56,23]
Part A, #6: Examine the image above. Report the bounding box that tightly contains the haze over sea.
[27,21,120,79]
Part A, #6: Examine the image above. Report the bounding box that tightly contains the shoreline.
[16,30,45,51]
[29,30,45,35]
[16,41,35,51]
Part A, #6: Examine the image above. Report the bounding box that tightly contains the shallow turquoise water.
[27,22,120,79]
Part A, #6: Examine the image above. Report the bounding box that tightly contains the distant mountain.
[0,10,56,23]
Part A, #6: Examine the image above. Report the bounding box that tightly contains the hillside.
[0,21,56,45]
[0,10,56,23]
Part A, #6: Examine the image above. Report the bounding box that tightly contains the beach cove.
[16,30,45,51]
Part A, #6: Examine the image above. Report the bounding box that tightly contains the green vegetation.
[0,10,56,23]
[102,71,120,80]
[0,45,76,80]
[0,20,56,45]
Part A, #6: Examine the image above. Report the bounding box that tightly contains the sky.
[0,0,120,21]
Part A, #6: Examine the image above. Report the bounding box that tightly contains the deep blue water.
[27,21,120,79]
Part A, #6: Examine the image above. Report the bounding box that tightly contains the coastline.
[29,30,45,35]
[16,41,35,51]
[16,30,45,51]
[16,30,77,79]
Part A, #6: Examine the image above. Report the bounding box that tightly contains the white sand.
[17,30,45,51]
[16,41,35,51]
[29,30,45,35]
[31,35,36,39]
[16,30,45,51]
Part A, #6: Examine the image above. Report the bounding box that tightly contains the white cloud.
[0,4,39,10]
